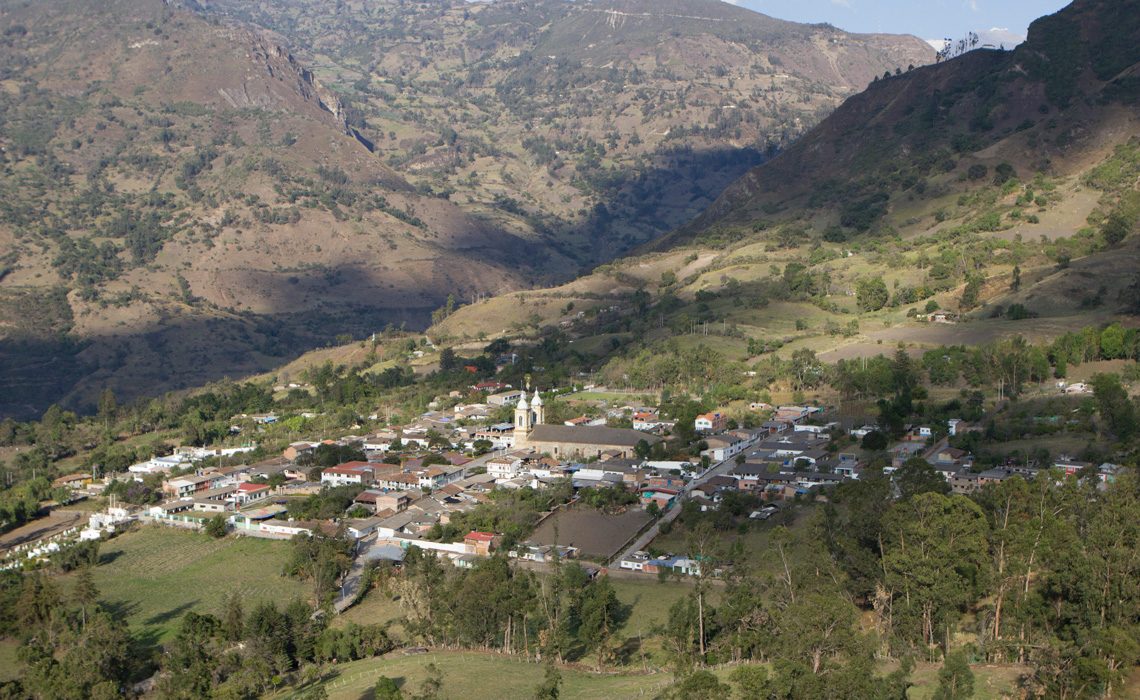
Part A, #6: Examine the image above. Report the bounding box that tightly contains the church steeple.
[531,389,545,427]
[515,390,533,432]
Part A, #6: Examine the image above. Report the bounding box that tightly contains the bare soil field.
[0,509,87,552]
[529,507,652,561]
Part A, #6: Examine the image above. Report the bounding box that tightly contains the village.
[13,374,1120,598]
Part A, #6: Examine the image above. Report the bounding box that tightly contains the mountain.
[195,0,934,260]
[0,0,934,417]
[434,0,1139,369]
[669,0,1140,243]
[0,0,559,417]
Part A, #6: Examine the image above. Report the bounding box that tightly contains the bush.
[205,515,228,538]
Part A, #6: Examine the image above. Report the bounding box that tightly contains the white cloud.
[831,0,852,7]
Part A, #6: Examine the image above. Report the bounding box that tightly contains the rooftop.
[528,424,663,448]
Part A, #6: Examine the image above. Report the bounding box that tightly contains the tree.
[895,458,950,500]
[374,676,404,700]
[97,388,117,435]
[532,663,561,700]
[729,665,771,699]
[72,566,99,630]
[1090,373,1137,441]
[959,272,984,311]
[663,594,702,673]
[222,592,244,642]
[204,514,228,539]
[439,347,458,372]
[933,650,974,700]
[882,493,990,648]
[634,439,651,460]
[776,592,858,674]
[284,531,354,601]
[578,577,622,670]
[1010,265,1021,292]
[1101,210,1130,246]
[856,277,890,312]
[861,431,888,451]
[1099,324,1125,360]
[789,348,826,391]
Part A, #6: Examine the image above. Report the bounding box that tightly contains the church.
[513,390,664,460]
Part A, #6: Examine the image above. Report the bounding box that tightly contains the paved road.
[335,532,380,613]
[608,453,739,566]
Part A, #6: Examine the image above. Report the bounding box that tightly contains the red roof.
[465,531,496,542]
[237,482,269,493]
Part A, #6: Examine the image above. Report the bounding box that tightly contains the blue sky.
[726,0,1072,46]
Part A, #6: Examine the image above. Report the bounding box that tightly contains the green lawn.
[75,525,309,646]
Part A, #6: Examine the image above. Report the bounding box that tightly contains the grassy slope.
[69,525,308,645]
[279,651,675,700]
[275,650,1024,700]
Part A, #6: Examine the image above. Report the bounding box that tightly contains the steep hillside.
[0,0,560,417]
[434,0,1140,373]
[671,0,1140,242]
[196,0,934,261]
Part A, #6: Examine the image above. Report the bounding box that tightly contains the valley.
[0,1,1138,699]
[0,0,934,417]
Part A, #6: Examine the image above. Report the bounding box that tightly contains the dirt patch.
[820,314,1110,363]
[529,507,652,561]
[0,510,87,552]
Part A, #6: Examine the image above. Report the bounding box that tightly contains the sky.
[724,0,1072,47]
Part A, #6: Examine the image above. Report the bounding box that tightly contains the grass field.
[275,649,1027,700]
[279,651,676,700]
[73,525,309,646]
[0,639,20,682]
[564,391,655,405]
[906,661,1026,699]
[340,570,698,666]
[337,585,406,635]
[651,502,816,573]
[610,577,705,667]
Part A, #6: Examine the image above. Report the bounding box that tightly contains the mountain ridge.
[0,0,937,417]
[667,0,1139,245]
